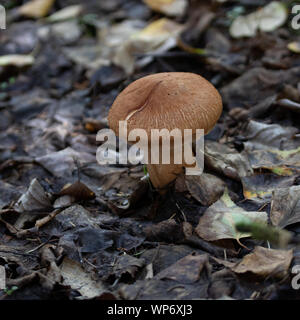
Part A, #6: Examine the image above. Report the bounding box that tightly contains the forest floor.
[0,0,300,300]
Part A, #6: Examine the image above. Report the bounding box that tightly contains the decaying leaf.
[14,178,52,213]
[231,246,293,279]
[156,253,210,284]
[242,121,300,177]
[204,141,253,181]
[62,46,110,71]
[143,0,187,17]
[112,254,145,280]
[230,1,287,38]
[35,147,95,178]
[241,174,295,201]
[60,257,110,299]
[59,181,95,201]
[19,0,56,18]
[196,189,268,242]
[114,18,184,74]
[270,186,300,228]
[240,120,300,202]
[185,173,225,206]
[221,67,300,109]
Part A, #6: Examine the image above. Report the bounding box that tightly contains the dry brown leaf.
[60,257,109,299]
[231,246,293,278]
[156,253,210,284]
[59,181,95,201]
[185,173,225,206]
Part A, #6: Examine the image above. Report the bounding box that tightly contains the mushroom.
[108,72,222,193]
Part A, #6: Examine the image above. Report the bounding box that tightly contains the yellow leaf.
[288,42,300,53]
[143,0,187,16]
[19,0,56,19]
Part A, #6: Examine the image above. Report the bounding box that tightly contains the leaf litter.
[0,0,300,301]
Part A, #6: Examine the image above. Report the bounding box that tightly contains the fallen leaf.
[0,54,34,67]
[47,4,82,22]
[63,46,110,71]
[288,41,300,53]
[231,246,293,278]
[76,227,116,253]
[60,257,110,299]
[35,147,95,178]
[185,173,225,206]
[270,186,300,228]
[204,141,253,181]
[19,0,56,18]
[114,18,184,74]
[230,1,287,38]
[112,254,145,280]
[241,174,295,201]
[145,219,184,243]
[221,67,300,109]
[54,204,101,230]
[156,253,210,284]
[59,181,95,201]
[14,178,52,213]
[143,0,187,17]
[196,189,268,242]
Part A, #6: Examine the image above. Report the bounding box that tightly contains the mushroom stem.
[146,163,184,193]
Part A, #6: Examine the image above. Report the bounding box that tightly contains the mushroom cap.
[108,72,222,137]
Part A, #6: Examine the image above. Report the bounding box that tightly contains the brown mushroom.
[108,72,222,192]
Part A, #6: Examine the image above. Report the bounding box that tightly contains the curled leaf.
[230,2,287,38]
